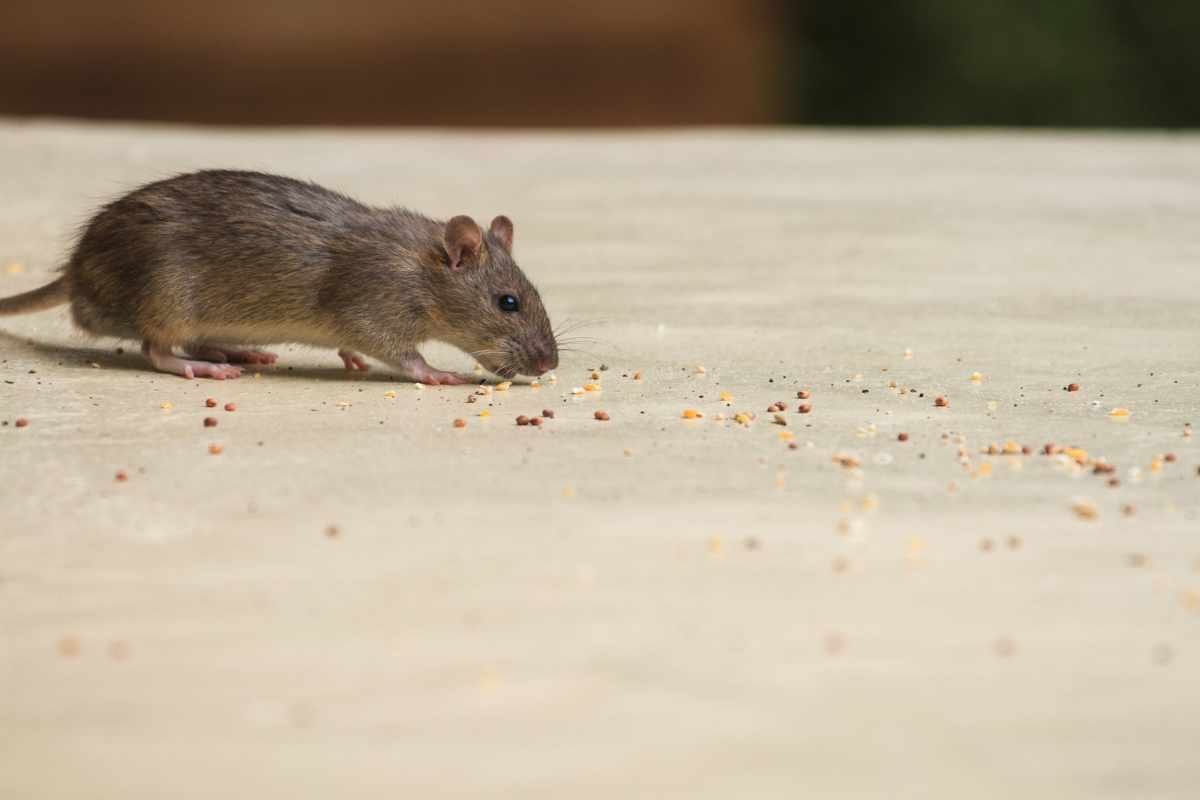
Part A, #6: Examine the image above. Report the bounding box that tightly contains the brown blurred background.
[2,0,1198,127]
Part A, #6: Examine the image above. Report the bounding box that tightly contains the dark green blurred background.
[788,0,1200,127]
[3,0,1198,127]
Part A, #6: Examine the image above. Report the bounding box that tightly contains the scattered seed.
[772,413,787,426]
[325,525,339,538]
[453,418,466,428]
[1164,453,1177,463]
[14,417,29,428]
[594,410,610,421]
[495,381,512,392]
[114,470,128,482]
[542,409,554,418]
[898,432,909,442]
[224,403,237,412]
[934,396,949,408]
[1006,536,1022,550]
[204,417,218,428]
[1067,382,1080,392]
[530,417,543,427]
[1071,498,1098,520]
[797,390,811,400]
[1108,407,1131,418]
[205,398,217,407]
[57,636,80,658]
[208,443,224,455]
[682,409,703,420]
[797,403,812,414]
[516,415,530,426]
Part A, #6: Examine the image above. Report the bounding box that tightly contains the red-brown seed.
[1107,477,1121,488]
[452,419,466,428]
[530,417,543,427]
[594,410,610,421]
[898,432,909,442]
[114,470,128,482]
[208,443,224,454]
[515,415,530,426]
[934,396,948,407]
[203,417,218,428]
[542,409,555,419]
[797,390,811,400]
[205,398,217,408]
[1066,383,1080,392]
[775,401,788,412]
[1164,453,1177,463]
[797,403,812,414]
[14,417,29,428]
[224,402,237,412]
[767,403,780,413]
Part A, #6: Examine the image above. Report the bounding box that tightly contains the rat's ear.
[443,215,482,270]
[489,215,514,253]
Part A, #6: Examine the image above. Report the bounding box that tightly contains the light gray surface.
[1,121,1198,798]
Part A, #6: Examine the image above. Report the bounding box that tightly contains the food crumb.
[682,409,703,420]
[1071,498,1098,520]
[797,390,811,400]
[15,417,29,428]
[1067,382,1080,392]
[205,398,217,407]
[898,432,909,442]
[934,396,949,408]
[324,524,340,538]
[516,415,530,426]
[594,410,610,421]
[204,417,218,428]
[542,409,555,419]
[114,470,128,482]
[1108,407,1131,418]
[160,401,173,410]
[495,381,512,392]
[530,417,543,427]
[796,403,812,414]
[208,443,224,455]
[453,418,467,428]
[57,636,81,658]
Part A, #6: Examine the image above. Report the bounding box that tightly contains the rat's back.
[66,170,376,342]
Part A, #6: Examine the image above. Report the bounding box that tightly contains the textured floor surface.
[1,121,1199,798]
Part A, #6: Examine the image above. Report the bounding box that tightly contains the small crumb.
[797,390,811,400]
[590,370,601,380]
[623,447,633,456]
[224,402,237,412]
[208,443,224,455]
[733,412,753,425]
[57,636,81,658]
[694,365,707,375]
[15,417,29,428]
[384,390,397,398]
[516,415,530,426]
[1006,535,1022,550]
[1067,382,1080,392]
[479,409,491,418]
[466,395,477,403]
[495,381,512,392]
[1121,503,1136,516]
[530,417,543,427]
[583,383,601,392]
[1108,407,1131,418]
[324,524,339,538]
[772,413,787,426]
[934,396,948,408]
[203,417,218,428]
[707,536,723,555]
[832,556,850,574]
[797,403,812,414]
[453,418,467,428]
[682,409,703,420]
[114,470,128,482]
[1164,453,1177,463]
[594,410,610,421]
[969,371,983,384]
[898,432,909,442]
[160,401,173,410]
[719,391,733,402]
[542,409,554,418]
[205,398,217,407]
[1071,498,1098,520]
[903,348,913,360]
[632,371,642,381]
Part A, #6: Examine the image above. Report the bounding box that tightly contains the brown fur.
[0,170,558,379]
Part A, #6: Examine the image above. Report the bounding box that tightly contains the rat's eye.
[497,294,520,313]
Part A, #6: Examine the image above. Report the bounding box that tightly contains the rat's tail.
[0,277,69,316]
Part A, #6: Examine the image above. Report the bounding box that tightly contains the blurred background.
[2,0,1197,128]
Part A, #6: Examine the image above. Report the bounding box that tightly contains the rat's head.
[434,214,558,379]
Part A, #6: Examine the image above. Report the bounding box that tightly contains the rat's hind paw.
[338,349,370,371]
[144,343,243,380]
[187,345,277,365]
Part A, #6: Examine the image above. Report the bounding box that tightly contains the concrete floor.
[1,121,1198,798]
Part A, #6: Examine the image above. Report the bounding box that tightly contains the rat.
[0,170,558,383]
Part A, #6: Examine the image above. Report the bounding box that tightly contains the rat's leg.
[337,349,370,371]
[387,349,469,385]
[143,341,242,380]
[186,343,278,365]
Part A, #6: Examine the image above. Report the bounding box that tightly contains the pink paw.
[338,349,370,371]
[181,361,243,380]
[419,371,467,386]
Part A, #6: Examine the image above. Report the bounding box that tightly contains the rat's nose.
[531,349,558,375]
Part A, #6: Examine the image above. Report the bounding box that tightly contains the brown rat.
[0,170,558,383]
